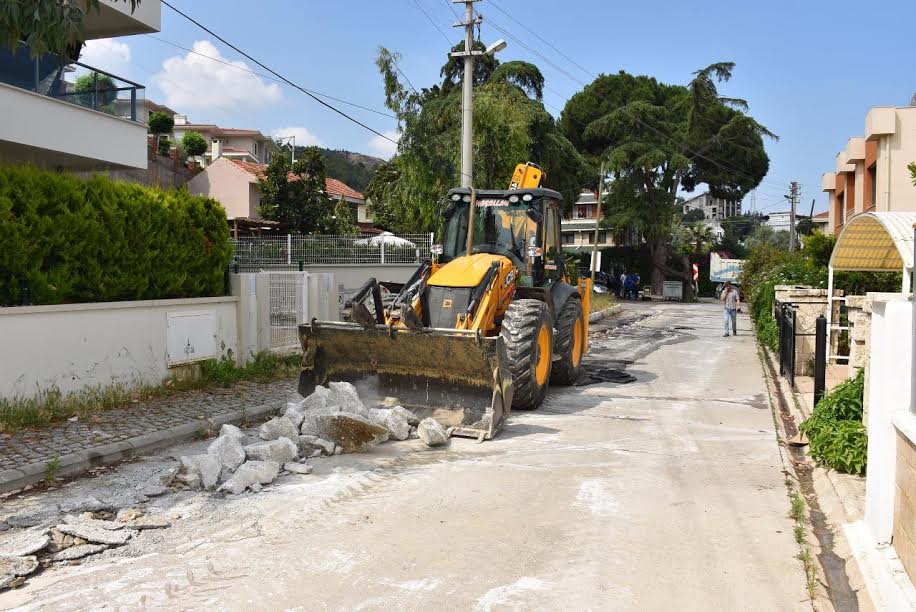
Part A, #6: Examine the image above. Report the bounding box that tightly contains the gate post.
[814,315,827,406]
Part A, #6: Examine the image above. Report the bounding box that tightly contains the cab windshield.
[442,200,538,267]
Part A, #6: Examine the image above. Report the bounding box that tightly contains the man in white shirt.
[721,282,740,337]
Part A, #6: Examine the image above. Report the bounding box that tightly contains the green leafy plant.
[0,164,232,306]
[45,456,61,483]
[182,131,208,158]
[799,370,867,475]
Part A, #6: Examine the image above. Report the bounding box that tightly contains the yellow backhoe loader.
[298,163,592,440]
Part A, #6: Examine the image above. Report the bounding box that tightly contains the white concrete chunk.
[51,543,108,562]
[245,438,298,465]
[218,461,280,495]
[417,418,449,447]
[259,416,299,442]
[0,528,50,557]
[178,454,221,490]
[55,523,133,546]
[207,434,247,480]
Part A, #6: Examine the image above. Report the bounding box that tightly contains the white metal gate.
[268,272,306,349]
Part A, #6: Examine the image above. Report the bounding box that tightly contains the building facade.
[172,116,278,167]
[822,106,916,236]
[0,0,161,170]
[188,157,374,236]
[682,192,742,222]
[561,191,615,249]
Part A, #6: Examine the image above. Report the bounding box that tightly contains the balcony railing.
[0,44,145,123]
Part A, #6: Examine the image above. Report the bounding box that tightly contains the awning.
[830,212,915,272]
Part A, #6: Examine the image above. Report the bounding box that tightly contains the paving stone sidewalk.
[0,378,299,481]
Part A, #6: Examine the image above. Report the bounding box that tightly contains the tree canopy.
[258,147,354,234]
[182,131,208,158]
[1,0,140,57]
[559,63,774,291]
[365,45,588,233]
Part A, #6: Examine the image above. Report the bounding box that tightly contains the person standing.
[721,281,740,337]
[619,271,627,298]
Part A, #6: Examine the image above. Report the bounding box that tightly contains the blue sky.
[85,0,916,214]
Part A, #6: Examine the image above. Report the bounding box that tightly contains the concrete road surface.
[4,301,810,611]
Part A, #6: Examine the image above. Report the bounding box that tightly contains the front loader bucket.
[297,321,514,440]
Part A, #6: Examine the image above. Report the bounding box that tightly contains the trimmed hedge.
[0,165,232,305]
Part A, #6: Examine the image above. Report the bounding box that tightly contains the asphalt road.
[4,301,810,611]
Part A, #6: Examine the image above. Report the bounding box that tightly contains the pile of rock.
[174,382,435,496]
[0,508,168,589]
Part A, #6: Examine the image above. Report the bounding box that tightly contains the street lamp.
[276,135,296,163]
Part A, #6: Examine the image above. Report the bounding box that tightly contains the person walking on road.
[619,271,627,298]
[721,281,740,337]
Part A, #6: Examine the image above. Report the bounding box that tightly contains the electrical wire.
[408,0,453,45]
[160,0,397,145]
[145,35,398,120]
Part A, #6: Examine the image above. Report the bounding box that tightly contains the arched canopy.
[830,212,915,273]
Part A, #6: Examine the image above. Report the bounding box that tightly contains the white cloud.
[152,40,281,111]
[79,38,131,77]
[367,130,400,159]
[271,127,322,147]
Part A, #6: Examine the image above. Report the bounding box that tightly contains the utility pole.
[590,161,606,283]
[786,181,799,251]
[451,1,505,188]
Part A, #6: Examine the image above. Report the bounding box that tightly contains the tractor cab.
[439,187,567,288]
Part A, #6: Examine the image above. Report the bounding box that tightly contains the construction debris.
[314,414,389,453]
[177,454,221,491]
[283,462,314,475]
[369,408,412,441]
[218,460,280,495]
[208,434,247,480]
[0,555,39,588]
[259,415,299,442]
[417,418,450,447]
[244,438,298,465]
[51,544,108,562]
[55,523,133,546]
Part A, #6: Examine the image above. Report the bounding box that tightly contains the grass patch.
[788,488,819,599]
[589,292,616,314]
[0,351,302,433]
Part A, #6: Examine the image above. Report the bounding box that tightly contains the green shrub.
[0,164,232,305]
[799,370,867,475]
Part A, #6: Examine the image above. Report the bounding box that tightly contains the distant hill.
[293,147,384,194]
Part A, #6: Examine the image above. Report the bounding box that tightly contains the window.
[562,232,574,245]
[253,142,259,158]
[599,231,607,244]
[867,164,877,210]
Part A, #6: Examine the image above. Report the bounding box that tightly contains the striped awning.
[830,212,915,272]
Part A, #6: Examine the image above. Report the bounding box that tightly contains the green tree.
[1,0,140,57]
[365,46,588,233]
[671,221,715,300]
[74,73,116,110]
[148,111,174,156]
[719,213,763,257]
[182,131,208,158]
[258,146,339,234]
[682,208,706,223]
[908,161,916,186]
[745,224,790,251]
[326,196,357,235]
[560,63,774,293]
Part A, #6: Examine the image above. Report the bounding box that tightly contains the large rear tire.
[551,297,584,385]
[500,299,552,410]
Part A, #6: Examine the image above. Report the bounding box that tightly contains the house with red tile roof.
[171,115,279,166]
[188,157,379,236]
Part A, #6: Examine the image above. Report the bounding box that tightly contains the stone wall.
[773,286,839,376]
[893,428,916,583]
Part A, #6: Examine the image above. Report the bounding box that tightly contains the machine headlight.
[462,195,471,203]
[508,195,519,203]
[522,194,533,202]
[451,193,461,201]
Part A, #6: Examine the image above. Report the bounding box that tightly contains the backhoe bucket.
[297,321,514,440]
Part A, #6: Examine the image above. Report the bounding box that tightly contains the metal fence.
[776,302,797,387]
[230,233,434,271]
[267,272,306,349]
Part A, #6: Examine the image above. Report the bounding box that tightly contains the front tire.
[500,299,552,410]
[551,297,585,385]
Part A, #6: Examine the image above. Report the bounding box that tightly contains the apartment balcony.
[84,0,162,40]
[0,45,147,170]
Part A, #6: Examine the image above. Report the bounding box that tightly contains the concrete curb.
[0,399,284,494]
[588,304,622,324]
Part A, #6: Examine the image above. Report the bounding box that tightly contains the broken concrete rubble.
[391,405,421,426]
[51,543,108,562]
[327,382,368,416]
[282,402,305,429]
[417,418,449,447]
[59,496,107,514]
[207,434,247,480]
[178,454,221,491]
[258,415,299,442]
[314,414,388,453]
[0,528,50,557]
[218,460,280,495]
[283,462,313,475]
[219,423,245,441]
[55,523,133,546]
[0,554,39,585]
[244,438,298,465]
[298,435,336,456]
[369,408,411,441]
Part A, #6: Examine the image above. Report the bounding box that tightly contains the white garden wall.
[0,297,239,399]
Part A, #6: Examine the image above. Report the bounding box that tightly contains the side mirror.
[526,205,543,223]
[443,201,457,219]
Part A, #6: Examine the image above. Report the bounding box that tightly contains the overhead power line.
[160,0,397,145]
[408,0,453,45]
